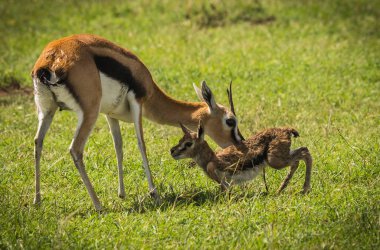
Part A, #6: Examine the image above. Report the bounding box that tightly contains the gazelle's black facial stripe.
[229,122,243,143]
[178,146,186,152]
[230,129,239,143]
[177,141,193,153]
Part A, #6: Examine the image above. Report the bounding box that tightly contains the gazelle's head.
[193,81,244,148]
[170,123,206,160]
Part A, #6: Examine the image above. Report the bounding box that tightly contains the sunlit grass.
[0,0,379,248]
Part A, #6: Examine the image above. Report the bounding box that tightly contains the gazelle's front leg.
[70,111,102,211]
[106,116,126,198]
[206,163,229,190]
[128,94,160,202]
[262,167,269,193]
[34,109,56,204]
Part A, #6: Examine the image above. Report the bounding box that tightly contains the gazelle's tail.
[284,128,299,138]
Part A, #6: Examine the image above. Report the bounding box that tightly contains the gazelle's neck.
[143,83,209,130]
[192,142,218,171]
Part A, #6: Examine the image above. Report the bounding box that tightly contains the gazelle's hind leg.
[70,111,102,211]
[34,109,57,204]
[301,147,313,193]
[66,57,103,211]
[106,116,126,198]
[33,81,58,205]
[275,147,312,194]
[276,161,299,193]
[128,93,160,202]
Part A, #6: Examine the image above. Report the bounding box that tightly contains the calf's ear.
[180,123,192,135]
[197,121,205,141]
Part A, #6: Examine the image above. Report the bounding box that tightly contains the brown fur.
[171,125,312,193]
[32,34,152,104]
[32,34,241,146]
[216,128,299,171]
[32,34,243,210]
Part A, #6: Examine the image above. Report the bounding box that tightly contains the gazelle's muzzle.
[170,146,181,159]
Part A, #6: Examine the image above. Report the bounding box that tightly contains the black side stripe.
[94,56,146,99]
[251,151,267,166]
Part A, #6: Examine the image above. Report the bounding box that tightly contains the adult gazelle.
[32,34,243,211]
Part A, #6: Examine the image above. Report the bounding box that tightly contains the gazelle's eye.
[185,142,193,148]
[226,118,236,127]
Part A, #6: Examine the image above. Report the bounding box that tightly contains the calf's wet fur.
[170,123,312,193]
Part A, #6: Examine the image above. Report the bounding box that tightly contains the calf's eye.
[185,142,193,147]
[226,118,236,127]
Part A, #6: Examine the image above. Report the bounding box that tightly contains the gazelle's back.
[216,127,298,172]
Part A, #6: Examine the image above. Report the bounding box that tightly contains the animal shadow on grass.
[126,188,216,214]
[125,184,268,214]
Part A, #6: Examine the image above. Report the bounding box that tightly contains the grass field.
[0,0,379,248]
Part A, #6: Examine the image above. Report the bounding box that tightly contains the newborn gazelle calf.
[170,123,312,193]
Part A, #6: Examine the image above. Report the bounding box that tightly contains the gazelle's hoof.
[118,190,126,199]
[302,186,311,194]
[94,204,103,212]
[150,188,161,204]
[260,191,269,196]
[33,195,41,205]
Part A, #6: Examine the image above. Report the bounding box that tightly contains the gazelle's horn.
[227,81,235,115]
[227,81,245,141]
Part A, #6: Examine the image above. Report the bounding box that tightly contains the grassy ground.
[0,0,379,248]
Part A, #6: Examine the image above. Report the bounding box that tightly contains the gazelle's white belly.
[218,164,266,185]
[99,73,133,122]
[35,72,137,123]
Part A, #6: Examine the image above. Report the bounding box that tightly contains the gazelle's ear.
[180,123,192,135]
[193,83,204,102]
[201,80,217,110]
[197,121,205,141]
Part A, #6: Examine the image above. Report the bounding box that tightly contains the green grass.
[1,0,379,248]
